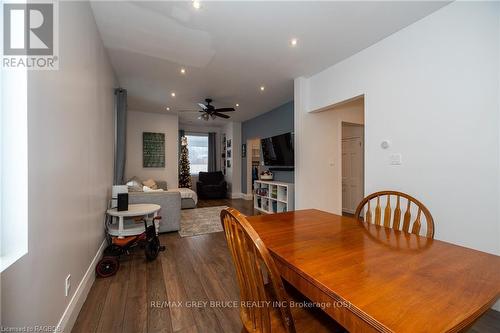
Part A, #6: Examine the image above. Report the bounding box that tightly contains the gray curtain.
[114,88,127,185]
[208,132,216,172]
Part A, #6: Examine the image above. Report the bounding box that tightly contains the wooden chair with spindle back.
[354,191,435,238]
[221,208,344,333]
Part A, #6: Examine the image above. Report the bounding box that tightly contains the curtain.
[208,132,216,172]
[114,88,127,185]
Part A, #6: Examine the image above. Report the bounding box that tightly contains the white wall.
[223,122,242,197]
[126,111,179,189]
[1,1,116,329]
[295,2,500,255]
[295,97,364,214]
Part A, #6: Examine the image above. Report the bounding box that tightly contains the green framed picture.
[143,132,165,168]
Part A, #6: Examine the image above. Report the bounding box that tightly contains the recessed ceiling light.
[192,1,201,9]
[171,92,176,97]
[166,107,170,111]
[180,68,186,74]
[260,86,265,92]
[236,103,239,107]
[290,38,298,47]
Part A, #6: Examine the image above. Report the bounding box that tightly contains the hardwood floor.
[72,199,500,333]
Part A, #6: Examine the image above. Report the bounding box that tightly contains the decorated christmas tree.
[179,136,192,188]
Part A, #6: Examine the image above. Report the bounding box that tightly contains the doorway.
[342,123,364,215]
[246,138,261,198]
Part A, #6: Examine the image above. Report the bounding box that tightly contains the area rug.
[179,206,228,237]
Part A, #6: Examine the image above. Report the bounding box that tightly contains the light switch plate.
[390,153,402,165]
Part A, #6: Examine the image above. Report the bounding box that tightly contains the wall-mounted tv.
[261,132,294,167]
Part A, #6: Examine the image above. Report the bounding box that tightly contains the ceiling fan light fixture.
[236,103,239,107]
[192,98,234,121]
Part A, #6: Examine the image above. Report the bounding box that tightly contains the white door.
[342,137,363,214]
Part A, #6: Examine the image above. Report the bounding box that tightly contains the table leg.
[154,211,159,235]
[118,216,124,239]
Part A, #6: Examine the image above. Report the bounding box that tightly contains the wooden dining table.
[246,209,500,333]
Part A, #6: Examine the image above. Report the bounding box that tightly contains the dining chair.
[354,190,435,238]
[221,208,344,333]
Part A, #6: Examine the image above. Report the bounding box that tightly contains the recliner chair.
[196,171,227,199]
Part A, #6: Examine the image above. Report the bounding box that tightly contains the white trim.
[229,192,246,199]
[242,193,253,201]
[55,239,107,333]
[185,131,209,137]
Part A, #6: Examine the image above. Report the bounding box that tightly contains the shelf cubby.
[253,180,294,214]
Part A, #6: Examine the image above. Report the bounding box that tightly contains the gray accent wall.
[241,101,294,194]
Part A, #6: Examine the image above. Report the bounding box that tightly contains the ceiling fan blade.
[198,103,207,110]
[215,108,235,112]
[214,112,230,119]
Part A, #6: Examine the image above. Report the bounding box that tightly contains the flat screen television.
[261,132,294,167]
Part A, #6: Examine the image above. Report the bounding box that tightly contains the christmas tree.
[179,136,192,188]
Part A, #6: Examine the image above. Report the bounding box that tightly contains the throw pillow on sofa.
[126,176,143,192]
[142,178,158,190]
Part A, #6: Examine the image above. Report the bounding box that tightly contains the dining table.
[246,209,500,333]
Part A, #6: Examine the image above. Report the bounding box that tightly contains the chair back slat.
[221,208,296,333]
[374,196,381,225]
[393,196,402,230]
[354,191,435,238]
[366,200,372,223]
[411,209,422,236]
[402,201,412,233]
[383,194,392,227]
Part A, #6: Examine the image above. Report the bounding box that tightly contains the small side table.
[107,203,161,238]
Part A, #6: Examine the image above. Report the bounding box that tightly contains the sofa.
[196,171,227,199]
[128,191,181,233]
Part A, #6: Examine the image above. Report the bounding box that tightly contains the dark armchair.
[196,171,227,199]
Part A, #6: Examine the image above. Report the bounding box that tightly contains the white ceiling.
[91,1,448,126]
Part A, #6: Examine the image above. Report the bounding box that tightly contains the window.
[186,134,208,175]
[1,53,28,272]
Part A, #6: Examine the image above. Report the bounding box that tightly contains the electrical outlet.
[65,274,71,297]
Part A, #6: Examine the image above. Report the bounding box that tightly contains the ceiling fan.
[187,98,235,121]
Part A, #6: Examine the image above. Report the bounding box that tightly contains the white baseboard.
[231,192,254,200]
[55,239,106,333]
[229,192,245,199]
[242,193,253,200]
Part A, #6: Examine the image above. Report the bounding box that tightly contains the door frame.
[246,138,260,199]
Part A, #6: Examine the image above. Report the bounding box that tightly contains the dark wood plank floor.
[72,199,500,333]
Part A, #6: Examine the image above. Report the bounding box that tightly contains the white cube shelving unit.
[254,180,294,214]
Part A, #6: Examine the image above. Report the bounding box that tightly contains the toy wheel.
[145,237,161,261]
[96,256,119,278]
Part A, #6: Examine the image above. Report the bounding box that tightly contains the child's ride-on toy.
[96,216,165,278]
